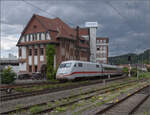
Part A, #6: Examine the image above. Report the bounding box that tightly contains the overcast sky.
[1,0,150,58]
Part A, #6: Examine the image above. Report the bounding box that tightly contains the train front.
[56,61,73,80]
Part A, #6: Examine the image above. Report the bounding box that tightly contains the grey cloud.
[1,0,150,57]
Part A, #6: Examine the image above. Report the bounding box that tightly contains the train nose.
[56,75,64,79]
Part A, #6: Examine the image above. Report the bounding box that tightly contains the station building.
[17,14,109,74]
[16,14,90,74]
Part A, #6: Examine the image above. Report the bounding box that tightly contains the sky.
[0,0,150,58]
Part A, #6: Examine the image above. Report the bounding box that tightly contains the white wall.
[40,56,44,61]
[21,46,26,59]
[29,56,32,65]
[19,62,26,71]
[34,56,38,65]
[89,28,97,62]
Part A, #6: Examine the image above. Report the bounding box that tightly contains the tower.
[85,22,98,62]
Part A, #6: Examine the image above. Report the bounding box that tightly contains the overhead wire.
[21,0,75,27]
[104,0,137,32]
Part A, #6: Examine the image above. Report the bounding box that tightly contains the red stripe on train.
[63,71,120,77]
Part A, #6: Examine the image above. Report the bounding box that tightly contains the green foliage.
[109,49,150,65]
[1,66,16,84]
[29,106,42,114]
[131,67,137,77]
[138,72,150,78]
[122,67,128,74]
[55,107,67,112]
[46,44,56,80]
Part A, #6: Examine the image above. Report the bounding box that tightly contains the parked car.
[18,74,31,80]
[31,72,42,80]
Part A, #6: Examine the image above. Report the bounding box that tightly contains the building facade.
[17,14,90,74]
[96,37,109,64]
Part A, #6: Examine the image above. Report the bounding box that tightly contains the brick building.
[96,37,109,64]
[16,14,90,74]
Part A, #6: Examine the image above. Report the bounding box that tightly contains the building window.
[26,35,28,42]
[39,33,41,40]
[40,48,44,55]
[34,49,38,55]
[33,25,37,29]
[35,66,37,72]
[29,66,32,72]
[30,34,33,41]
[41,33,45,40]
[97,47,100,51]
[33,34,35,40]
[29,49,32,56]
[35,34,37,40]
[28,34,31,41]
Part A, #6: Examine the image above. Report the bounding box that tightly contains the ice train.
[56,60,123,80]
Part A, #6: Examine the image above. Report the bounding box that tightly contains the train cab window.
[78,63,83,67]
[96,65,99,68]
[59,63,72,68]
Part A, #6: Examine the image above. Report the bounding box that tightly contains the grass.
[14,80,90,92]
[55,106,67,112]
[29,106,43,114]
[138,72,150,78]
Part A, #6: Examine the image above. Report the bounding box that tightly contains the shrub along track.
[95,85,150,115]
[1,76,126,102]
[0,78,147,115]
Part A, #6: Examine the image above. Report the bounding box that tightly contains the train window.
[59,63,72,68]
[96,65,99,68]
[78,63,83,67]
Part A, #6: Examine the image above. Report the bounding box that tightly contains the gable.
[23,15,47,35]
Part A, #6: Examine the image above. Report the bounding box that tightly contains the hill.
[108,49,150,65]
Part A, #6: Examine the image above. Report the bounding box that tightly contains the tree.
[2,66,16,84]
[46,44,56,80]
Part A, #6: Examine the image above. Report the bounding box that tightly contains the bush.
[2,66,16,84]
[122,67,128,75]
[131,67,138,77]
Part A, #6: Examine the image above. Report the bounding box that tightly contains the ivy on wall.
[46,44,56,80]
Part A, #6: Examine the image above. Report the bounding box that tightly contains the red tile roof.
[35,14,76,40]
[18,14,90,48]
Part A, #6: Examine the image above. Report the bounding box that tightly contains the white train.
[56,60,123,80]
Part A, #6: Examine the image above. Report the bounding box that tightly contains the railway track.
[0,81,59,91]
[0,78,146,115]
[95,85,150,115]
[0,76,126,102]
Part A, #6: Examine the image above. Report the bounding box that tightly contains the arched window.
[26,34,28,42]
[46,32,51,40]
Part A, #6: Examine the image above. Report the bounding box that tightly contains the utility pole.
[128,56,131,77]
[76,26,80,60]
